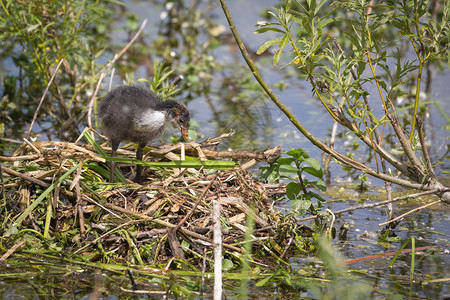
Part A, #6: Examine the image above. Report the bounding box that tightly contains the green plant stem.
[239,209,255,299]
[408,0,437,141]
[121,229,144,266]
[286,27,339,123]
[44,194,53,239]
[409,61,422,141]
[219,1,362,166]
[386,113,423,172]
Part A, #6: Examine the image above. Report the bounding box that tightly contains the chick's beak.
[181,127,189,141]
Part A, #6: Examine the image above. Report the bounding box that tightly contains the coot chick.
[99,85,190,183]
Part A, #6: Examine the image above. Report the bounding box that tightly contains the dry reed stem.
[26,59,64,139]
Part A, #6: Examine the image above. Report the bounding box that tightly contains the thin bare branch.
[416,115,436,180]
[295,189,445,223]
[378,200,441,226]
[26,59,64,139]
[79,19,148,91]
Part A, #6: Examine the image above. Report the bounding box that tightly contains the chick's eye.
[180,116,189,125]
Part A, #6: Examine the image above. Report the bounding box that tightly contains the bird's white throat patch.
[135,110,167,131]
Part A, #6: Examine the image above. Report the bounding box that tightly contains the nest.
[0,132,313,266]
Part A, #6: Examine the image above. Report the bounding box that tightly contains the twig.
[416,115,436,179]
[152,143,282,162]
[87,72,106,130]
[74,162,85,238]
[295,189,444,223]
[201,247,206,296]
[378,200,441,226]
[23,138,41,154]
[340,244,447,265]
[334,38,395,220]
[26,59,64,139]
[174,174,217,232]
[386,112,424,175]
[1,165,50,188]
[79,19,148,91]
[384,173,394,223]
[279,236,293,260]
[0,241,25,261]
[0,155,39,162]
[213,200,223,299]
[168,227,186,259]
[333,38,383,173]
[104,202,242,253]
[324,118,339,184]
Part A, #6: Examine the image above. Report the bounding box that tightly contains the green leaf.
[286,148,308,160]
[83,129,107,156]
[309,180,326,192]
[284,0,291,11]
[260,165,279,184]
[274,49,283,67]
[256,38,282,55]
[279,33,289,51]
[308,191,325,203]
[302,166,323,179]
[286,182,302,200]
[291,198,312,212]
[303,158,322,173]
[447,47,450,71]
[344,32,362,51]
[315,0,328,15]
[276,157,295,165]
[222,259,234,271]
[256,269,285,287]
[279,164,298,176]
[273,34,289,66]
[254,27,285,35]
[357,61,366,76]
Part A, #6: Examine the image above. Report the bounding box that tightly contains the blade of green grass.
[389,237,412,268]
[104,157,237,170]
[410,237,415,281]
[83,129,107,156]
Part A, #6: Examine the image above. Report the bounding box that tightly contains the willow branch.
[387,112,424,173]
[218,0,430,191]
[350,122,420,181]
[416,115,436,180]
